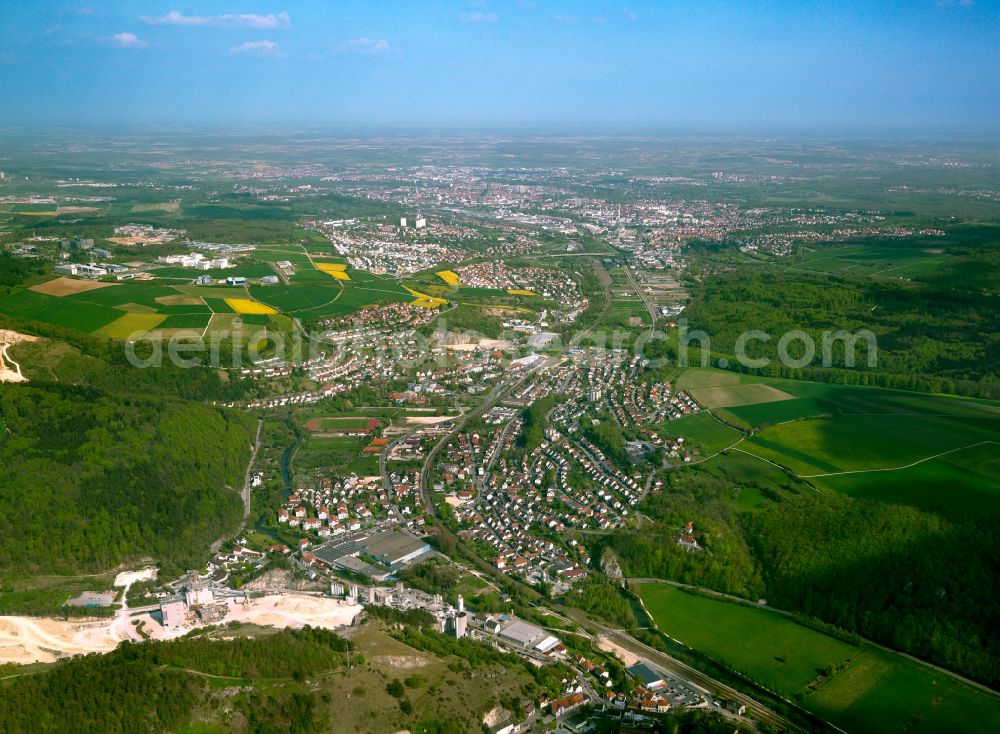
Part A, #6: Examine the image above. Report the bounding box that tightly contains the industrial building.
[159,600,187,628]
[355,531,431,569]
[488,616,561,655]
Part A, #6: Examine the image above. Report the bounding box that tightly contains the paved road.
[211,418,263,554]
[564,607,811,734]
[242,419,264,523]
[418,353,562,506]
[405,257,806,731]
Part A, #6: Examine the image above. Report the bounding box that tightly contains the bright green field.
[787,244,948,279]
[249,283,342,314]
[722,396,832,427]
[676,368,1000,510]
[157,313,212,330]
[202,298,236,313]
[0,289,121,332]
[0,256,413,337]
[249,279,413,318]
[660,411,743,454]
[65,283,180,308]
[815,442,1000,510]
[637,583,1000,734]
[741,413,1000,510]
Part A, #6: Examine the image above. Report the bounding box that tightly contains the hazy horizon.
[2,1,999,131]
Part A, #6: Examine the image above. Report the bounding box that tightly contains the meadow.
[660,411,742,454]
[675,367,1000,511]
[636,583,1000,734]
[785,243,949,279]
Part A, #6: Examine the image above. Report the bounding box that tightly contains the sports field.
[636,583,1000,734]
[305,416,379,433]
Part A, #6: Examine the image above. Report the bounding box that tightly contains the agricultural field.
[0,279,282,340]
[94,311,166,339]
[659,411,742,455]
[0,241,444,338]
[676,367,740,390]
[675,368,1000,511]
[315,261,351,281]
[785,244,949,279]
[129,201,180,213]
[688,382,794,409]
[29,277,114,296]
[0,289,122,332]
[225,298,277,315]
[435,269,461,285]
[157,313,212,330]
[636,583,1000,734]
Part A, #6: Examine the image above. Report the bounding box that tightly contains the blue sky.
[1,1,998,129]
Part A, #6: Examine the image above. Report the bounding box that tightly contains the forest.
[0,253,48,288]
[602,471,1000,687]
[682,269,1000,399]
[0,380,255,578]
[0,627,346,733]
[744,493,1000,688]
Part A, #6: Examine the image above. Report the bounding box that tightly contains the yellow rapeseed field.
[404,285,448,309]
[225,298,278,315]
[316,262,351,281]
